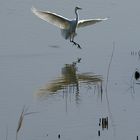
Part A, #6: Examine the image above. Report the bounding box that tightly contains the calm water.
[0,0,140,140]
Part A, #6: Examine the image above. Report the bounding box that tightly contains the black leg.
[77,43,81,49]
[70,40,81,49]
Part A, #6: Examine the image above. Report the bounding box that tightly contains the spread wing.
[31,7,70,29]
[77,18,108,28]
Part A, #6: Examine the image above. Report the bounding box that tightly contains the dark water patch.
[128,68,140,95]
[99,117,109,130]
[98,130,100,136]
[98,116,109,137]
[134,70,140,80]
[58,134,60,139]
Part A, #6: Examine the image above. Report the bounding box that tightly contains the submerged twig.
[105,42,115,93]
[16,106,25,134]
[16,106,38,140]
[105,42,116,136]
[16,106,26,140]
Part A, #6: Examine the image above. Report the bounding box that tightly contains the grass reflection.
[36,59,103,101]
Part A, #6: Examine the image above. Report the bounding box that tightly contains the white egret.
[31,6,107,49]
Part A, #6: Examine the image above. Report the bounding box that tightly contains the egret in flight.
[31,6,107,49]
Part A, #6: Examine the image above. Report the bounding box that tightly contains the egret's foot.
[77,44,81,49]
[72,41,77,46]
[71,41,82,49]
[74,43,81,49]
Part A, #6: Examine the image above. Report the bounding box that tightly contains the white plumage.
[31,6,107,48]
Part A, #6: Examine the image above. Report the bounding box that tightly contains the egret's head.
[75,6,82,11]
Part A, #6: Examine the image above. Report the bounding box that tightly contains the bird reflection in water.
[36,58,103,104]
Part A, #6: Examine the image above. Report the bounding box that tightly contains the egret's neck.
[75,10,79,22]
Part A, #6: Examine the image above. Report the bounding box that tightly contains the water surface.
[0,0,140,140]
